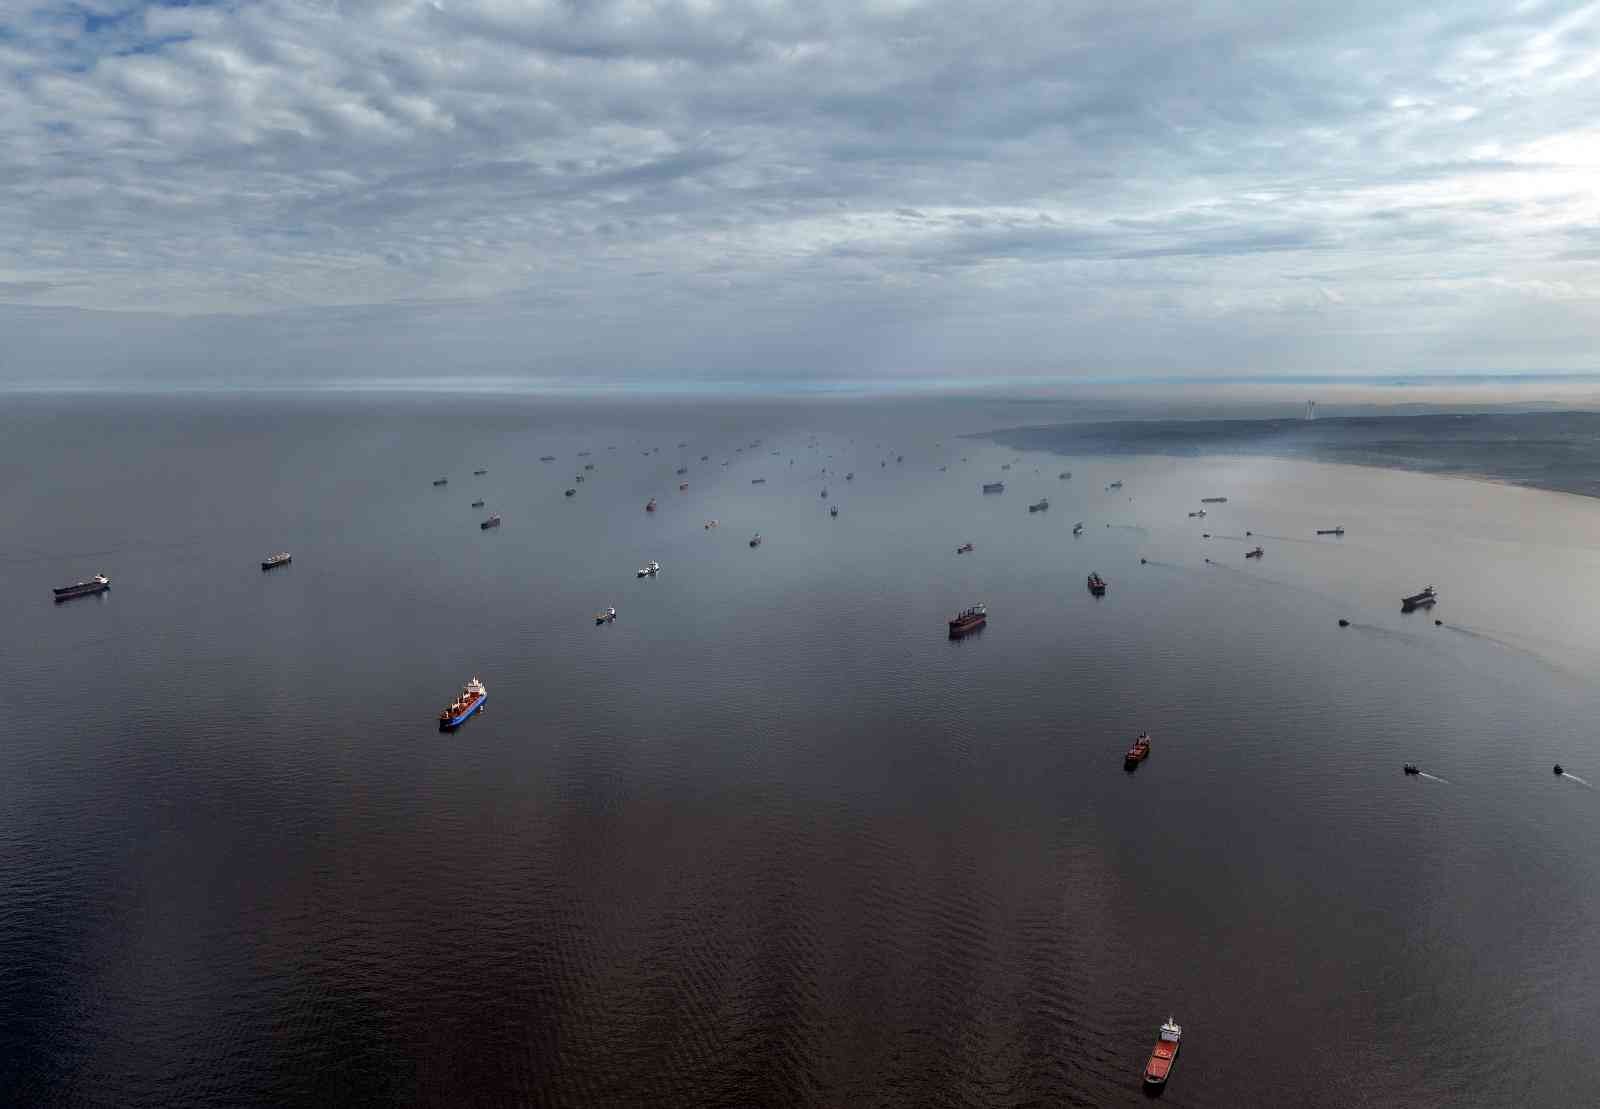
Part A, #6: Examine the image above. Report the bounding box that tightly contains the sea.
[5,389,1600,1107]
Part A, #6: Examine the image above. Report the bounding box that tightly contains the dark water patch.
[984,410,1600,501]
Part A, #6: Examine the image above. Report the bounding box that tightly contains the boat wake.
[1417,771,1449,784]
[1560,772,1592,787]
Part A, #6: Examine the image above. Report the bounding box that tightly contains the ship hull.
[53,583,110,601]
[948,617,986,637]
[439,693,487,731]
[261,558,291,571]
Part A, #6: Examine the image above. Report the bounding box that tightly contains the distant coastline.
[982,410,1600,501]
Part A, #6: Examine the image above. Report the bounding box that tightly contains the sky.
[4,0,1600,386]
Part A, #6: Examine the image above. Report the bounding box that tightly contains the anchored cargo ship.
[1125,732,1151,767]
[1087,572,1107,595]
[982,481,1005,493]
[1143,1018,1182,1087]
[1201,496,1227,503]
[948,603,987,636]
[1317,526,1345,535]
[1028,498,1049,512]
[261,552,292,571]
[54,574,110,601]
[1402,585,1437,611]
[480,515,501,530]
[438,678,487,730]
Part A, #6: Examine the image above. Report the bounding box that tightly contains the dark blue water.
[4,392,1600,1106]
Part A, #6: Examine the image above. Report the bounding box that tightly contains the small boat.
[636,560,660,577]
[471,499,485,508]
[1201,496,1227,503]
[432,478,448,486]
[1555,764,1565,775]
[1317,526,1346,536]
[700,455,708,461]
[473,469,487,476]
[53,574,110,600]
[1403,763,1419,775]
[982,481,1005,493]
[596,607,617,625]
[439,677,487,731]
[1338,618,1350,627]
[1188,510,1206,518]
[679,482,689,491]
[1087,572,1107,596]
[1072,522,1084,535]
[1143,1018,1182,1088]
[539,456,556,462]
[575,475,585,483]
[1059,471,1071,479]
[261,552,292,571]
[1125,732,1151,767]
[584,463,595,470]
[1028,498,1049,512]
[480,515,501,529]
[896,455,903,463]
[830,505,839,517]
[1245,546,1263,558]
[939,465,948,471]
[564,488,576,497]
[948,603,987,636]
[1402,586,1437,611]
[676,467,688,475]
[845,472,854,481]
[956,542,974,554]
[645,498,657,512]
[752,478,767,485]
[749,533,763,548]
[1107,480,1123,490]
[704,519,718,529]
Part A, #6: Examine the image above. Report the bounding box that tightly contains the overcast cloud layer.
[4,0,1600,384]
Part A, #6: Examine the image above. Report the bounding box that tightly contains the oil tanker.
[439,678,487,730]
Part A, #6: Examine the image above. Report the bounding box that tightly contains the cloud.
[3,0,1600,383]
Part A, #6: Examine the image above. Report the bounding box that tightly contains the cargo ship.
[473,469,487,476]
[1201,496,1227,503]
[830,505,839,517]
[261,552,292,571]
[480,515,501,530]
[956,542,974,554]
[749,533,763,548]
[432,477,448,486]
[1028,498,1049,512]
[54,574,110,601]
[645,498,657,512]
[438,678,487,730]
[982,481,1005,493]
[1401,585,1437,611]
[565,488,576,497]
[1317,526,1345,536]
[1245,546,1263,558]
[1143,1017,1182,1087]
[1124,732,1151,767]
[948,603,987,636]
[471,499,485,508]
[1087,572,1107,596]
[1073,522,1084,535]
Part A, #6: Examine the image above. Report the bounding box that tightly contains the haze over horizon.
[6,1,1600,386]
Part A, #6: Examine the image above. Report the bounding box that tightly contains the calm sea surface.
[5,392,1600,1107]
